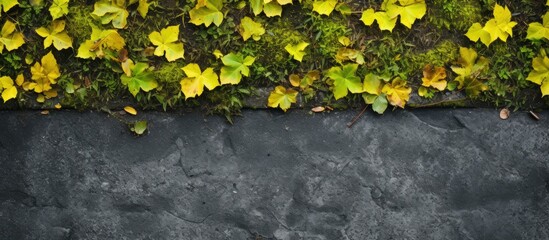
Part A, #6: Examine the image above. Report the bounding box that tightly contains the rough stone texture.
[0,109,548,240]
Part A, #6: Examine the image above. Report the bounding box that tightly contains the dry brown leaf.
[499,108,510,120]
[311,106,325,112]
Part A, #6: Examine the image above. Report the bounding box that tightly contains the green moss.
[308,13,351,64]
[65,5,94,43]
[427,0,482,31]
[407,40,459,73]
[240,18,307,85]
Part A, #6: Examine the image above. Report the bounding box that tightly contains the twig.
[347,105,368,128]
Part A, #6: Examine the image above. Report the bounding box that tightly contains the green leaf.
[189,0,223,27]
[0,20,25,53]
[220,53,255,85]
[284,42,309,62]
[312,0,337,16]
[132,120,147,135]
[35,20,73,50]
[180,63,219,99]
[238,17,265,41]
[371,94,388,114]
[148,25,184,62]
[0,0,18,14]
[120,62,158,97]
[327,63,363,100]
[49,0,69,20]
[267,85,298,112]
[91,0,129,29]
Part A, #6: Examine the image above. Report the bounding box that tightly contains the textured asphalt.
[0,109,548,240]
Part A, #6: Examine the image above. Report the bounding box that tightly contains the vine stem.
[347,105,368,128]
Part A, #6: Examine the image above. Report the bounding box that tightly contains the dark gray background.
[0,109,548,240]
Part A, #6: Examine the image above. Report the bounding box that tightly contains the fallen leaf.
[311,106,325,112]
[499,108,509,120]
[54,103,61,109]
[124,106,137,115]
[40,110,49,115]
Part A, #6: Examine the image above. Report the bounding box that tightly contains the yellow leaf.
[137,0,149,18]
[124,106,137,115]
[44,89,58,99]
[421,64,447,91]
[289,74,300,87]
[0,76,17,102]
[49,0,69,20]
[238,17,265,41]
[360,8,376,26]
[338,36,351,46]
[1,0,19,14]
[374,11,397,32]
[149,25,184,62]
[121,58,134,77]
[213,49,223,59]
[36,94,45,103]
[180,63,219,99]
[284,42,309,62]
[35,20,73,50]
[312,0,337,16]
[0,20,25,53]
[267,85,298,112]
[381,78,411,108]
[15,74,24,86]
[30,51,60,93]
[54,103,62,109]
[263,1,282,17]
[465,22,492,46]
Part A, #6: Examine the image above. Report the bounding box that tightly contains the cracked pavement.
[0,109,548,240]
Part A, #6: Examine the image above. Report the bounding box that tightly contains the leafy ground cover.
[0,0,548,121]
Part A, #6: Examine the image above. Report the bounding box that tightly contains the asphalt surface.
[0,109,548,240]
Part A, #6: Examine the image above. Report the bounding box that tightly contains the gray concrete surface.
[0,109,548,240]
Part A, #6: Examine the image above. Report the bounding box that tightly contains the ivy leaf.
[132,120,147,135]
[451,47,489,97]
[189,0,223,27]
[362,73,381,95]
[0,76,17,102]
[91,0,129,29]
[526,55,549,96]
[249,0,263,15]
[381,78,411,108]
[77,26,125,59]
[526,12,549,40]
[263,1,281,17]
[421,64,447,91]
[267,85,298,112]
[327,63,363,100]
[148,25,184,62]
[0,20,25,53]
[360,8,376,26]
[465,23,492,46]
[312,0,337,16]
[35,20,73,50]
[491,3,516,37]
[49,0,69,20]
[238,17,265,41]
[0,0,18,15]
[374,11,397,32]
[120,62,158,97]
[180,63,219,99]
[285,42,309,62]
[137,0,149,18]
[385,0,426,29]
[30,51,60,93]
[220,53,255,85]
